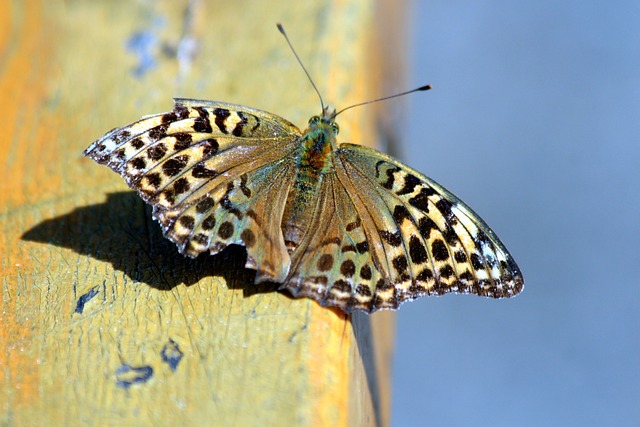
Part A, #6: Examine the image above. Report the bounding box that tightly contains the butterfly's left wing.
[282,143,523,312]
[84,99,302,283]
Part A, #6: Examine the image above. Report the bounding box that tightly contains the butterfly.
[84,25,523,313]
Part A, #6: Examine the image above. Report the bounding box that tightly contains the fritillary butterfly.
[84,24,523,312]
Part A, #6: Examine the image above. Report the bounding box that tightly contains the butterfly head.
[308,106,339,136]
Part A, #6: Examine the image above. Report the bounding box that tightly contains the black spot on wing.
[113,130,131,144]
[162,155,189,177]
[149,124,168,140]
[379,230,402,247]
[162,111,178,123]
[173,132,192,150]
[417,267,433,281]
[356,241,369,253]
[454,250,468,263]
[213,108,230,134]
[174,105,190,119]
[392,255,408,274]
[408,187,435,211]
[147,143,167,161]
[443,225,459,246]
[239,174,252,198]
[375,278,393,291]
[201,138,219,157]
[375,161,400,190]
[409,236,428,264]
[431,239,449,261]
[218,221,234,239]
[131,137,145,149]
[317,254,334,271]
[355,284,372,297]
[131,157,146,170]
[193,106,209,119]
[470,253,484,270]
[192,164,218,178]
[332,280,351,293]
[196,197,215,213]
[241,229,256,247]
[178,215,195,230]
[202,215,216,230]
[360,265,372,280]
[346,218,361,232]
[173,177,190,194]
[460,271,474,281]
[397,174,421,195]
[144,172,162,189]
[440,264,454,278]
[417,217,438,239]
[435,198,454,220]
[192,233,208,245]
[221,197,243,218]
[232,111,249,136]
[340,260,356,278]
[193,117,213,133]
[476,229,491,245]
[114,148,126,160]
[392,205,412,223]
[321,237,341,246]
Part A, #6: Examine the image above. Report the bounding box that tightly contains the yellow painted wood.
[1,0,405,425]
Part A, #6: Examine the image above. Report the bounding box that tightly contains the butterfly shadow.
[21,191,277,296]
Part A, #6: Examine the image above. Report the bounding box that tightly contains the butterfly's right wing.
[84,99,301,282]
[335,143,524,308]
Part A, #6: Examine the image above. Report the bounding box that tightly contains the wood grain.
[0,1,405,425]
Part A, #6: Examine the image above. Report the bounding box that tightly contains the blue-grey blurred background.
[392,1,640,425]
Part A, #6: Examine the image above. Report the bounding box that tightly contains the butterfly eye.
[331,122,339,135]
[309,116,320,125]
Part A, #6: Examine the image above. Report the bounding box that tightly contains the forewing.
[84,99,301,282]
[334,143,524,310]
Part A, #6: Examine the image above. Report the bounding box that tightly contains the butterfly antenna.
[334,85,432,117]
[277,23,326,112]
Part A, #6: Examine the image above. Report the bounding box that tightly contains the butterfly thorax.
[296,111,338,179]
[282,108,339,251]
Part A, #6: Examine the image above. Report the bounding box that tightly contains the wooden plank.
[1,0,404,425]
